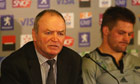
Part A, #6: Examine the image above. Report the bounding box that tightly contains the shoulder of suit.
[62,46,79,54]
[3,41,34,61]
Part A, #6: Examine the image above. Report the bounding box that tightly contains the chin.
[49,51,60,55]
[118,49,126,52]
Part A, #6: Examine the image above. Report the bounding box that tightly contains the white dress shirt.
[36,50,57,84]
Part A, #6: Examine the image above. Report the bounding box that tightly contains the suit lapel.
[57,47,71,84]
[25,42,42,84]
[28,60,42,84]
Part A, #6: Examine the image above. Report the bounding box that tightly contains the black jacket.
[0,41,83,84]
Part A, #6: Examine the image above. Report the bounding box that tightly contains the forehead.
[38,13,66,31]
[39,13,64,22]
[112,20,134,32]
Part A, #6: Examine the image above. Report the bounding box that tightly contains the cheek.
[41,35,50,41]
[111,32,121,39]
[109,33,120,42]
[59,37,65,44]
[42,38,50,43]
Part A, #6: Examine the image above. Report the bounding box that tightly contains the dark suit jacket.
[0,41,83,84]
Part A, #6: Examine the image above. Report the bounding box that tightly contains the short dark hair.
[33,9,65,33]
[101,6,136,38]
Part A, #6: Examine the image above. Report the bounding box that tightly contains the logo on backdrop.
[99,13,103,25]
[64,36,74,47]
[62,13,74,29]
[1,15,14,30]
[132,0,140,5]
[0,0,6,9]
[80,12,92,27]
[2,35,16,51]
[19,17,34,26]
[57,0,74,5]
[79,0,90,7]
[38,0,50,8]
[115,0,127,7]
[12,0,32,8]
[99,0,111,8]
[20,34,33,47]
[79,32,90,47]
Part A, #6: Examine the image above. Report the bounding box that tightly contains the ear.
[102,26,109,36]
[32,28,37,41]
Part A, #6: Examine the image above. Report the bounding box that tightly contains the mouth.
[120,42,129,46]
[49,45,59,49]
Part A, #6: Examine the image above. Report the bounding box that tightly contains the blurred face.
[32,13,66,58]
[107,20,134,52]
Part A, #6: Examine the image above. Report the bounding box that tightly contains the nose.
[52,33,58,41]
[123,34,132,42]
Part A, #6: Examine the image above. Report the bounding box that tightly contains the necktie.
[46,59,55,84]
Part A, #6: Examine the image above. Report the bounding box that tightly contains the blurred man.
[82,6,140,84]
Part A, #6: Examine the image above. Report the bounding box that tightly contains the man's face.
[32,13,66,57]
[107,20,134,52]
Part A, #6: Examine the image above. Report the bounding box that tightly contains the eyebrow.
[46,29,65,32]
[119,29,133,33]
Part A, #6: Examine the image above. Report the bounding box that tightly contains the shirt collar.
[35,49,57,65]
[96,48,126,57]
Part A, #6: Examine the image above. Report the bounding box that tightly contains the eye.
[58,32,65,36]
[45,31,52,35]
[118,31,125,35]
[128,32,133,37]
